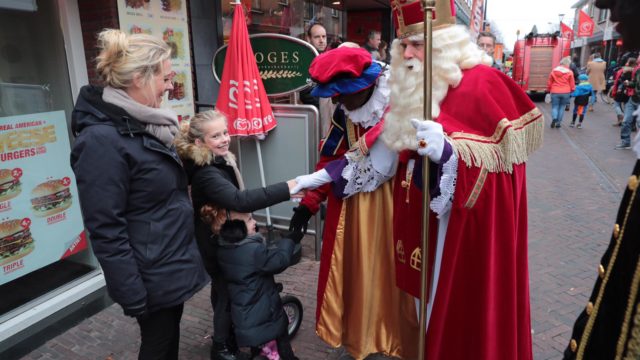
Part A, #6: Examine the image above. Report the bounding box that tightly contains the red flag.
[215,2,276,137]
[577,10,595,38]
[561,22,574,41]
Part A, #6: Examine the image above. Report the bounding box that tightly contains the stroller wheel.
[282,295,303,338]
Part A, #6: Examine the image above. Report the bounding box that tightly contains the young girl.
[216,211,301,360]
[175,110,302,360]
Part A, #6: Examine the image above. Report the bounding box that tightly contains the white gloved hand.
[290,169,332,194]
[411,118,445,163]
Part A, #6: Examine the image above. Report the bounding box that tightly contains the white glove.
[290,169,332,194]
[411,118,445,163]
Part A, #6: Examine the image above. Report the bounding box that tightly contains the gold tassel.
[450,109,544,173]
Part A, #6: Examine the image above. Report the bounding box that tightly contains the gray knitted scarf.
[103,86,179,147]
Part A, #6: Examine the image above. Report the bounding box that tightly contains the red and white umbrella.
[215,0,277,226]
[215,0,276,137]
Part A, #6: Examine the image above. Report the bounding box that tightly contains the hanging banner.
[469,0,486,40]
[0,111,86,285]
[577,10,595,38]
[117,0,195,122]
[561,22,574,41]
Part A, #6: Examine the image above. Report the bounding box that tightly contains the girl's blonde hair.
[175,110,229,166]
[96,29,171,89]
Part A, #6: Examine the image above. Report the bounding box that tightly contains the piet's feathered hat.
[309,47,383,98]
[391,0,457,39]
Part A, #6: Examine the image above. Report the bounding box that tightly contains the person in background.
[547,56,576,128]
[587,52,607,111]
[305,22,327,53]
[327,35,344,51]
[610,57,636,126]
[477,31,501,70]
[300,22,327,110]
[216,212,301,360]
[606,60,619,79]
[615,60,640,149]
[570,74,595,128]
[175,110,302,360]
[563,0,640,357]
[363,30,382,60]
[570,56,581,84]
[70,29,208,360]
[378,39,390,63]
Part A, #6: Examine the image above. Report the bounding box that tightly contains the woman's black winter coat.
[70,85,207,316]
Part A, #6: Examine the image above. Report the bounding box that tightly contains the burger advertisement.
[117,0,194,121]
[0,218,34,272]
[30,178,72,219]
[0,111,86,285]
[0,168,23,208]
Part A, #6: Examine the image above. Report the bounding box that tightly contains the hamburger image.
[30,179,72,217]
[0,169,21,202]
[0,219,34,266]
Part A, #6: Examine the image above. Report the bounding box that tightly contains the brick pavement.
[13,100,639,360]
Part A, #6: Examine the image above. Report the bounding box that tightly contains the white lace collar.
[341,65,390,129]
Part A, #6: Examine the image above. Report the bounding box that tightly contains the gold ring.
[418,139,428,148]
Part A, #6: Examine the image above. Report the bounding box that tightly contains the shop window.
[222,0,344,43]
[0,2,99,321]
[598,9,608,23]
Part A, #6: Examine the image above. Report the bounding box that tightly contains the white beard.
[382,25,493,151]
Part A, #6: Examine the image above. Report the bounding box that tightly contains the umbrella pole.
[255,139,273,237]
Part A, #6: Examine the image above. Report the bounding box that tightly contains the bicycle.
[600,76,615,105]
[600,86,615,105]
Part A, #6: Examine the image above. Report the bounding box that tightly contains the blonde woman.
[175,110,301,360]
[70,29,207,360]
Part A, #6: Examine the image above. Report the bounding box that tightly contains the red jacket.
[547,66,576,93]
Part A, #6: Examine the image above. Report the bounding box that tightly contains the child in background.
[216,211,302,360]
[571,74,595,128]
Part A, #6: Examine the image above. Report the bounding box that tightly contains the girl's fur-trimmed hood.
[175,135,236,166]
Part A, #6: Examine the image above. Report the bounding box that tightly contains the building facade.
[571,0,623,66]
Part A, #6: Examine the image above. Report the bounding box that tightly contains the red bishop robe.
[393,65,543,360]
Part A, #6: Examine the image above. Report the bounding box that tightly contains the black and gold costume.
[564,161,640,359]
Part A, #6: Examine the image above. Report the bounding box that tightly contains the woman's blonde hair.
[96,29,171,89]
[560,56,572,66]
[175,110,229,165]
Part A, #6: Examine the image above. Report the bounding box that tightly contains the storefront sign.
[213,34,319,97]
[0,111,86,285]
[116,0,195,122]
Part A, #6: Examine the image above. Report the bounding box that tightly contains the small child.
[216,211,302,360]
[571,74,595,128]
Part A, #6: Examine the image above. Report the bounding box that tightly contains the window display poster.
[0,111,87,285]
[117,0,195,122]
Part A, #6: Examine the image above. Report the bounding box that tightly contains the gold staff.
[418,1,436,359]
